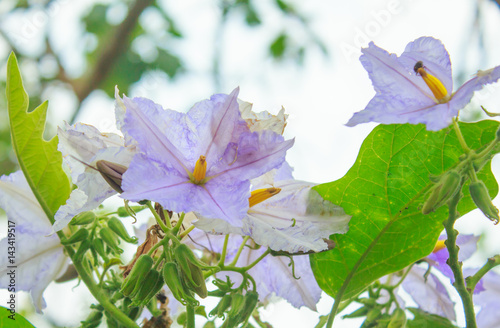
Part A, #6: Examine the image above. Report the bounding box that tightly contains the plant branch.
[444,190,477,328]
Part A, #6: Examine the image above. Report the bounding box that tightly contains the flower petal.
[402,266,456,321]
[451,66,500,110]
[475,271,500,328]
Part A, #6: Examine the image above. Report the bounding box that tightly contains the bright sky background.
[2,0,500,327]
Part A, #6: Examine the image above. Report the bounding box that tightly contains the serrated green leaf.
[406,308,457,328]
[310,122,499,302]
[6,52,71,220]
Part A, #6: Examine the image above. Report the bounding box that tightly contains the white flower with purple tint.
[53,122,136,231]
[0,171,69,313]
[118,88,294,226]
[347,37,500,131]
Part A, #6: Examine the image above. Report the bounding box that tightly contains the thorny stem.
[466,254,500,292]
[444,190,477,328]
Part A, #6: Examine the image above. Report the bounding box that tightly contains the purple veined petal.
[451,66,500,110]
[200,178,250,225]
[121,154,191,204]
[210,130,294,181]
[359,41,437,105]
[201,88,243,162]
[121,95,190,175]
[250,161,295,188]
[475,270,500,328]
[402,266,456,321]
[399,37,452,92]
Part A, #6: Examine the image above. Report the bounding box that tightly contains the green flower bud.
[210,294,232,318]
[187,262,208,299]
[99,227,123,254]
[365,307,382,325]
[70,211,96,226]
[226,293,246,326]
[343,306,369,319]
[81,310,103,328]
[92,238,109,262]
[388,308,406,328]
[163,262,198,306]
[61,228,89,245]
[469,180,500,224]
[75,238,92,262]
[121,254,154,296]
[117,205,146,217]
[131,269,162,306]
[107,217,138,244]
[238,291,259,324]
[422,171,461,214]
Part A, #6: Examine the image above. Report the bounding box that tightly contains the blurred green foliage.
[0,0,327,179]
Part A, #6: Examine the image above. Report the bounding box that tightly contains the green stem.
[228,236,250,267]
[218,234,230,267]
[242,248,271,271]
[452,118,470,154]
[466,254,500,292]
[178,225,195,239]
[146,201,170,232]
[186,303,195,328]
[172,212,185,235]
[444,191,477,328]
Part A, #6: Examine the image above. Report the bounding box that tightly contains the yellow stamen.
[416,67,448,102]
[192,155,207,184]
[249,187,281,207]
[432,240,446,253]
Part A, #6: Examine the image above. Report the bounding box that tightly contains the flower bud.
[81,310,103,328]
[163,262,198,306]
[131,269,162,306]
[107,217,138,244]
[225,293,246,326]
[95,160,127,193]
[210,294,232,318]
[75,238,92,261]
[343,306,369,319]
[187,261,208,299]
[117,205,146,217]
[422,171,461,214]
[92,238,109,262]
[469,180,500,224]
[70,211,96,225]
[238,291,259,324]
[121,254,153,296]
[99,227,123,255]
[61,228,89,245]
[388,308,406,328]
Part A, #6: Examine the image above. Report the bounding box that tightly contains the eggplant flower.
[53,122,136,231]
[347,36,500,131]
[194,163,351,253]
[0,171,69,313]
[118,88,294,226]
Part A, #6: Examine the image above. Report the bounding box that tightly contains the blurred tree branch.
[70,0,154,123]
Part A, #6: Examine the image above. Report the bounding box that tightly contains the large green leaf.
[6,52,70,219]
[310,121,499,302]
[406,308,457,328]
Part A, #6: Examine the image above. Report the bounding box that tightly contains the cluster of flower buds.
[162,244,217,306]
[208,290,259,327]
[66,213,138,266]
[343,296,407,327]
